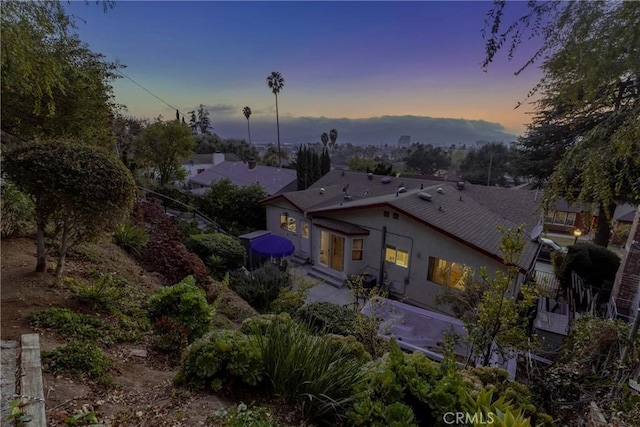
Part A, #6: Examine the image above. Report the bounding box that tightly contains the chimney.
[213,152,225,165]
[248,158,257,170]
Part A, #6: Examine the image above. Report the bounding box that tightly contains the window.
[392,212,399,220]
[352,239,364,260]
[197,168,205,174]
[301,221,309,239]
[566,213,576,226]
[428,257,468,290]
[553,211,568,225]
[385,245,409,268]
[383,211,390,218]
[280,214,296,233]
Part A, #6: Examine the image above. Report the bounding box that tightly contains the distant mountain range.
[212,115,518,146]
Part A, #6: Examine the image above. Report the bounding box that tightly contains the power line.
[116,70,189,120]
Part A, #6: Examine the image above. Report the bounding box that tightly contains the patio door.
[320,230,345,272]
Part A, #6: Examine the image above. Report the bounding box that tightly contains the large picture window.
[385,245,409,268]
[427,257,467,290]
[280,214,296,233]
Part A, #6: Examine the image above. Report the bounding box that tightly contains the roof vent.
[319,188,325,195]
[418,192,433,202]
[398,186,407,194]
[367,173,373,180]
[343,195,352,200]
[437,188,444,194]
[456,181,465,190]
[380,176,392,184]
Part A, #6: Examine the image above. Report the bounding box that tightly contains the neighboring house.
[544,198,597,235]
[611,206,640,321]
[188,159,297,197]
[180,152,226,183]
[262,170,540,314]
[611,204,638,245]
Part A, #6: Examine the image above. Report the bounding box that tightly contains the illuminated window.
[566,213,576,226]
[279,214,296,233]
[385,245,409,268]
[301,221,309,239]
[427,257,468,290]
[352,239,364,260]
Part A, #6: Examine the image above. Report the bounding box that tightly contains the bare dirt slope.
[1,237,228,426]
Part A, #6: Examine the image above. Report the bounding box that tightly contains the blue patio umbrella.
[250,234,295,258]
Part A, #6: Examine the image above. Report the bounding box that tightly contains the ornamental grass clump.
[251,318,368,422]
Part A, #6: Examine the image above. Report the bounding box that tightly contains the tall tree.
[321,132,329,149]
[1,1,121,147]
[188,111,198,134]
[2,141,135,276]
[404,143,451,175]
[134,119,195,187]
[484,2,640,246]
[329,128,338,151]
[196,104,211,135]
[266,71,285,167]
[320,148,331,176]
[243,106,252,145]
[459,143,517,187]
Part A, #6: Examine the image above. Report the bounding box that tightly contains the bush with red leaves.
[132,198,211,290]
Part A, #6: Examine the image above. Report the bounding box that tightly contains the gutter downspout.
[379,226,387,288]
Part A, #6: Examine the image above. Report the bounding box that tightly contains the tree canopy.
[134,119,195,187]
[404,143,451,176]
[459,143,518,187]
[1,1,121,147]
[2,141,136,276]
[485,2,640,246]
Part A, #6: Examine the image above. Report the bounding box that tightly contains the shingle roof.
[263,170,541,270]
[189,161,296,196]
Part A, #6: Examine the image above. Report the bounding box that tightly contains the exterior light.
[573,228,582,245]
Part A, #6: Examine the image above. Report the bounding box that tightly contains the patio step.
[307,268,344,288]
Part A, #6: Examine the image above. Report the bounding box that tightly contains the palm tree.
[266,71,285,166]
[329,128,338,151]
[243,106,252,145]
[321,132,329,149]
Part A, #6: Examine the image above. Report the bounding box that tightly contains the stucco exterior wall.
[265,201,525,314]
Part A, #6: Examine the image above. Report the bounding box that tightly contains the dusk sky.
[66,1,543,145]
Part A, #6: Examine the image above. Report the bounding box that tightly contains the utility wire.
[116,70,189,120]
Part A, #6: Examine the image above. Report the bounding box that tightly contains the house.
[611,204,638,245]
[544,198,596,235]
[180,152,226,183]
[262,170,540,314]
[188,159,297,197]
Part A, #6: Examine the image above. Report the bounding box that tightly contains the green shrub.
[147,275,212,353]
[239,313,292,335]
[174,330,263,391]
[67,272,130,313]
[186,232,246,278]
[30,308,103,340]
[114,221,149,257]
[209,403,284,427]
[252,317,368,422]
[324,334,372,363]
[1,179,36,238]
[230,264,290,312]
[269,277,315,315]
[349,340,464,426]
[555,242,620,303]
[42,340,111,380]
[296,301,357,336]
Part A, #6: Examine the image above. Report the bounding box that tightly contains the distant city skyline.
[66,1,543,144]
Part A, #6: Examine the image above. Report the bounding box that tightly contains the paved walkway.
[289,265,355,307]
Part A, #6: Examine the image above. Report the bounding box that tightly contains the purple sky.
[66,1,543,144]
